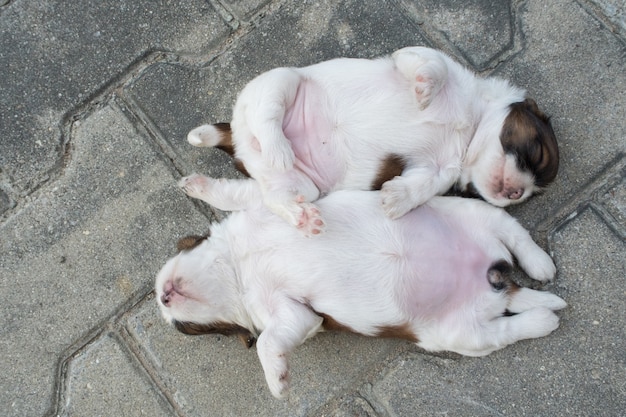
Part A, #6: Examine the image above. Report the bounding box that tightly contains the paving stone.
[125,297,407,416]
[592,0,626,33]
[497,0,626,227]
[599,172,626,230]
[125,0,430,178]
[220,0,273,21]
[312,393,378,417]
[61,331,172,416]
[398,0,516,69]
[0,102,209,417]
[0,0,230,197]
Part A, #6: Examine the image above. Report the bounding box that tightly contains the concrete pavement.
[1,0,624,415]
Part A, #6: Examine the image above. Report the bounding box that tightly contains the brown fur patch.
[173,320,256,348]
[375,323,419,343]
[176,234,209,252]
[371,154,407,190]
[213,123,235,156]
[234,158,250,177]
[500,98,559,187]
[211,123,250,177]
[318,312,419,343]
[318,312,358,333]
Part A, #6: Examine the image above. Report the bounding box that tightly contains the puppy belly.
[282,80,344,192]
[396,207,493,319]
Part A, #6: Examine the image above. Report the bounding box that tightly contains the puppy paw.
[259,349,291,398]
[392,48,447,110]
[266,364,291,399]
[524,307,560,337]
[381,180,420,219]
[267,195,325,236]
[518,247,556,282]
[295,200,325,237]
[178,174,213,199]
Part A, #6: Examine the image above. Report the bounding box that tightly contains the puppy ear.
[523,97,550,121]
[173,320,257,348]
[176,233,210,252]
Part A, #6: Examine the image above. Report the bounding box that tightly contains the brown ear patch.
[500,98,559,187]
[173,320,257,348]
[371,154,407,190]
[176,234,209,252]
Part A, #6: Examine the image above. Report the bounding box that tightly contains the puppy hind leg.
[454,307,561,357]
[255,299,323,398]
[243,68,304,172]
[507,287,567,313]
[392,47,448,110]
[262,170,324,236]
[179,174,263,211]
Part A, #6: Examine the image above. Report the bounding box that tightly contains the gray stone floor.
[0,1,624,416]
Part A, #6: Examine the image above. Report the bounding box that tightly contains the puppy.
[187,46,559,235]
[156,175,566,398]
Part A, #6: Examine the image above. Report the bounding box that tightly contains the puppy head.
[500,99,559,187]
[463,98,559,206]
[155,234,242,329]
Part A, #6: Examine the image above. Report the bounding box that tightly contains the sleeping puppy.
[156,175,566,398]
[187,46,559,235]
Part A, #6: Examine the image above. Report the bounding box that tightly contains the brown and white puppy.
[187,46,559,235]
[156,175,566,398]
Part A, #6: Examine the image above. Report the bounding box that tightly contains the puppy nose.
[507,188,524,200]
[160,291,171,307]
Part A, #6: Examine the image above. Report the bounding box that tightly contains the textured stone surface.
[62,331,172,416]
[125,299,406,416]
[0,0,230,197]
[398,0,517,69]
[0,103,209,416]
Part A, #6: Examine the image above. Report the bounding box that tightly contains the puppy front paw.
[392,47,447,110]
[178,174,213,200]
[519,247,556,282]
[381,180,421,219]
[265,361,291,399]
[258,345,291,398]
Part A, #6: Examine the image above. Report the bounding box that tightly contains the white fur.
[188,47,547,234]
[157,176,566,398]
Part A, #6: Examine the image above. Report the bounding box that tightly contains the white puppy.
[156,175,566,398]
[187,46,559,235]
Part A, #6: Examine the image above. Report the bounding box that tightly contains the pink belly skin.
[282,80,344,192]
[394,206,493,320]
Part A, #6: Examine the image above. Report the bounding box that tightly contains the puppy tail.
[187,123,250,177]
[188,123,234,155]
